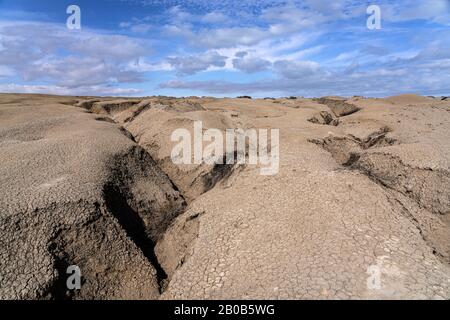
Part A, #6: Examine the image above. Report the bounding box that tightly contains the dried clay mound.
[84,97,244,203]
[0,95,185,299]
[1,93,450,300]
[384,94,433,105]
[315,97,361,117]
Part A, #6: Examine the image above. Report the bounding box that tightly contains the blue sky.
[0,0,449,97]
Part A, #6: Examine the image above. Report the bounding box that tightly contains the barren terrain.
[0,93,449,299]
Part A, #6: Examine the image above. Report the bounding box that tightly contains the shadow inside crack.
[103,185,168,292]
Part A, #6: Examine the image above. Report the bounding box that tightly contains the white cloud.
[232,56,271,73]
[167,51,227,75]
[2,0,450,98]
[24,56,143,88]
[160,39,450,97]
[130,23,153,33]
[128,59,174,72]
[235,51,248,58]
[0,83,142,96]
[0,21,149,91]
[201,11,230,24]
[384,0,450,25]
[273,60,322,79]
[0,65,15,77]
[263,3,328,35]
[191,27,268,49]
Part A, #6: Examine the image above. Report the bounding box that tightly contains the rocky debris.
[308,111,340,126]
[316,97,361,117]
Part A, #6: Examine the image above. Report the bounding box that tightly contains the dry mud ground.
[0,93,449,299]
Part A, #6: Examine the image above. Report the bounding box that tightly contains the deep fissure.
[309,129,450,264]
[103,185,169,291]
[86,100,239,294]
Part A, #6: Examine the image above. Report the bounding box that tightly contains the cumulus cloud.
[23,56,143,88]
[201,11,230,24]
[0,83,142,96]
[0,22,148,61]
[0,66,15,77]
[302,0,362,18]
[160,1,355,51]
[161,41,450,97]
[263,3,328,35]
[235,51,248,58]
[2,0,450,97]
[120,21,153,33]
[169,26,268,49]
[273,60,322,79]
[384,0,450,25]
[0,21,148,93]
[232,56,271,73]
[167,51,227,75]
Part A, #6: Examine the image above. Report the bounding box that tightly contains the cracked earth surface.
[0,93,449,299]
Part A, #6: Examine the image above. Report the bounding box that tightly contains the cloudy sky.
[0,0,449,97]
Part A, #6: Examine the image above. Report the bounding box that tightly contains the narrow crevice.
[342,152,360,167]
[308,126,396,166]
[356,168,448,263]
[45,249,75,300]
[91,107,190,293]
[103,184,169,292]
[349,126,396,149]
[309,129,450,264]
[73,99,243,293]
[123,103,152,123]
[154,210,204,282]
[200,153,240,192]
[119,127,137,142]
[315,97,361,117]
[94,116,115,124]
[308,111,339,126]
[390,197,444,261]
